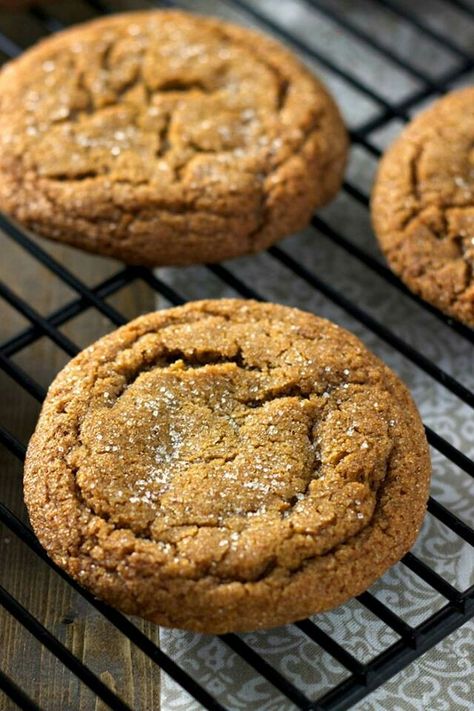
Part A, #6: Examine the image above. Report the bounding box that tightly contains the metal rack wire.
[0,1,473,709]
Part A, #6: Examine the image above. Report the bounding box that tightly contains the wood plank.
[0,233,162,711]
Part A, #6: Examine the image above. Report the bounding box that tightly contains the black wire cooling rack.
[0,1,473,710]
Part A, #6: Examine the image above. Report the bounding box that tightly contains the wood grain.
[0,232,162,711]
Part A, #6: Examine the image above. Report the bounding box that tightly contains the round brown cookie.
[0,11,347,266]
[24,300,430,634]
[372,88,474,327]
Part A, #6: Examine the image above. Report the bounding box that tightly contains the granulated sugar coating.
[0,10,347,266]
[24,300,431,633]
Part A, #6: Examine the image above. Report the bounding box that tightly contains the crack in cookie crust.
[372,87,474,327]
[24,300,430,633]
[0,10,347,266]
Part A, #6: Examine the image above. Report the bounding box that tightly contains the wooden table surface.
[0,231,163,710]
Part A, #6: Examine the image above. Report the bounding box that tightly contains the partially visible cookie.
[24,299,430,634]
[372,88,474,327]
[0,10,347,266]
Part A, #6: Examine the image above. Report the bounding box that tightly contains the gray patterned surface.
[154,0,473,708]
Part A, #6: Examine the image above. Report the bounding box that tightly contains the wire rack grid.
[0,1,473,710]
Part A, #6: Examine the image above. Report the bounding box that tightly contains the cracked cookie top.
[0,10,347,266]
[372,87,474,327]
[24,300,430,633]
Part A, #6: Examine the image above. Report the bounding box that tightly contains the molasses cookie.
[24,300,431,633]
[372,87,474,327]
[0,11,348,265]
